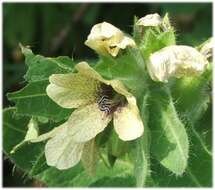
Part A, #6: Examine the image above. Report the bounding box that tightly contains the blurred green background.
[3,2,212,187]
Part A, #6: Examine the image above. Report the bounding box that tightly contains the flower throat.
[97,83,126,115]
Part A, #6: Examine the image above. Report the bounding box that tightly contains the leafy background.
[3,2,212,187]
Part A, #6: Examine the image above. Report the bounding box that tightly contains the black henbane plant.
[3,13,212,187]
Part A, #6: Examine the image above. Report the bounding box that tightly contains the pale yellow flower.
[136,13,162,27]
[136,13,172,31]
[199,38,213,60]
[85,22,136,57]
[31,62,143,170]
[147,45,209,82]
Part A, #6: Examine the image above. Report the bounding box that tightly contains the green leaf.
[29,152,49,176]
[187,104,212,186]
[36,160,133,187]
[151,105,212,187]
[107,129,130,158]
[107,154,117,167]
[194,102,212,154]
[95,49,152,186]
[3,108,135,187]
[133,16,142,45]
[10,118,39,154]
[95,48,147,98]
[134,135,150,186]
[140,29,176,61]
[95,125,113,147]
[20,45,75,82]
[3,107,46,174]
[7,46,75,121]
[7,81,72,121]
[170,66,212,123]
[89,175,135,187]
[149,85,189,175]
[133,92,151,187]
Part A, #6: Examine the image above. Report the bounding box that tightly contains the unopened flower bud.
[147,45,209,82]
[200,38,213,61]
[85,22,136,57]
[136,13,162,27]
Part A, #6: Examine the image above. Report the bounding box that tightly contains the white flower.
[147,45,209,82]
[199,38,213,60]
[136,13,172,31]
[85,22,136,57]
[136,13,162,27]
[31,62,143,170]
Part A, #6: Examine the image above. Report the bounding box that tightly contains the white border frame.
[0,0,214,189]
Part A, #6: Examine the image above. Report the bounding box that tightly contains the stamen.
[97,84,127,115]
[98,95,112,114]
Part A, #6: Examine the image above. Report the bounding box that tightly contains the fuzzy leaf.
[89,175,135,187]
[95,48,151,186]
[7,81,72,121]
[10,118,39,154]
[150,105,212,187]
[140,28,176,61]
[95,48,147,98]
[4,93,135,187]
[7,46,75,122]
[3,107,47,174]
[29,151,49,176]
[107,129,130,158]
[149,85,189,175]
[170,66,212,123]
[133,92,151,186]
[36,159,133,187]
[20,45,75,82]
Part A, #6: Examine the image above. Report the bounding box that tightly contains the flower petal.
[108,79,132,97]
[113,96,144,141]
[46,73,99,108]
[31,121,84,169]
[45,127,84,170]
[87,22,123,39]
[67,103,112,142]
[75,62,132,98]
[117,36,136,49]
[75,62,139,118]
[136,13,162,27]
[75,62,107,83]
[81,138,98,176]
[30,122,67,143]
[148,45,209,82]
[85,22,123,57]
[199,38,213,60]
[85,22,135,57]
[24,118,39,141]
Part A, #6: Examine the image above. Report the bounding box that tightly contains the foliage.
[3,7,212,187]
